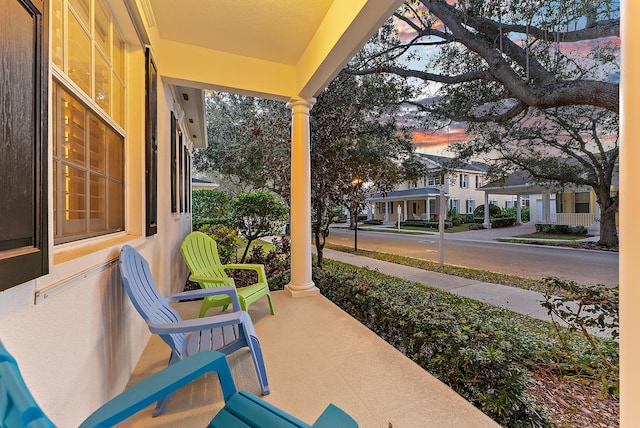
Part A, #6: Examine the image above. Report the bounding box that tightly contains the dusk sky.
[389,3,620,155]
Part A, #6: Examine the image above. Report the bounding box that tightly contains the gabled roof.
[418,153,488,173]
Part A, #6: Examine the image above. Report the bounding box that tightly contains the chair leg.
[153,351,181,416]
[266,292,275,315]
[239,313,270,395]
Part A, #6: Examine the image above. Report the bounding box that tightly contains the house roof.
[419,153,488,173]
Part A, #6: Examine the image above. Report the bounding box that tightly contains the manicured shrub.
[490,216,516,228]
[312,261,550,427]
[198,223,238,263]
[474,203,501,218]
[363,219,383,225]
[400,220,452,229]
[192,189,231,225]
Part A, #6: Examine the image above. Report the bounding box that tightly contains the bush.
[490,217,516,228]
[192,189,230,219]
[459,214,476,224]
[474,203,501,218]
[198,223,238,263]
[502,207,530,222]
[400,220,452,229]
[534,224,589,235]
[312,261,550,427]
[363,219,383,225]
[449,215,462,226]
[192,217,229,231]
[229,236,291,288]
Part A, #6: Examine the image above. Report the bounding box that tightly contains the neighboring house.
[0,1,402,425]
[479,170,619,228]
[368,154,513,223]
[192,177,219,190]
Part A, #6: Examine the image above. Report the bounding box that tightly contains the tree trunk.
[240,239,253,263]
[598,205,618,248]
[315,234,324,267]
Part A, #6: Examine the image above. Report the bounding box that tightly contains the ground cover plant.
[292,260,618,427]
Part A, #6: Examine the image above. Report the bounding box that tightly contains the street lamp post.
[351,178,363,252]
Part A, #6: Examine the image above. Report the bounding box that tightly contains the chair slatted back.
[119,245,186,356]
[181,232,232,287]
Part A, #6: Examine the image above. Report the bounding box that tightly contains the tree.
[230,192,289,262]
[350,0,619,120]
[452,105,618,247]
[192,93,292,200]
[310,70,424,266]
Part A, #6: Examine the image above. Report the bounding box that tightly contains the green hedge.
[310,261,550,427]
[535,224,588,235]
[490,216,516,228]
[400,219,453,229]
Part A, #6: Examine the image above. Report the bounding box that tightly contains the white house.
[368,154,514,223]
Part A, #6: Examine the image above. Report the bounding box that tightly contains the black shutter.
[170,112,177,213]
[0,0,49,291]
[145,48,158,235]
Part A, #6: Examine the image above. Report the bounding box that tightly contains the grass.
[323,242,579,297]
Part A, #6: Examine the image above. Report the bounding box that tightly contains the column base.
[285,283,320,298]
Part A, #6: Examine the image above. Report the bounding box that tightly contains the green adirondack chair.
[181,231,275,317]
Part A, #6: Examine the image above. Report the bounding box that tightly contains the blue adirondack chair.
[119,244,269,416]
[1,343,358,428]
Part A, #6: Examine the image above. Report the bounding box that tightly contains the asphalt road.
[325,228,619,287]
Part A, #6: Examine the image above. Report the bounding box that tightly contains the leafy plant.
[229,191,288,262]
[474,203,501,218]
[192,189,230,220]
[197,223,238,264]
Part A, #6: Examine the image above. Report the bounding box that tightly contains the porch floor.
[117,291,498,427]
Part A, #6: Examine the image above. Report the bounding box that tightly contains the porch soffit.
[142,0,404,100]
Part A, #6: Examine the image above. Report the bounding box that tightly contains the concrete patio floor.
[117,291,498,427]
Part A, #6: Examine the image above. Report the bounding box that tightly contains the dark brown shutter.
[0,0,49,291]
[145,48,158,235]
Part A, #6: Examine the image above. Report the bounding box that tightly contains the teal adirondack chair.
[0,343,358,428]
[181,231,275,317]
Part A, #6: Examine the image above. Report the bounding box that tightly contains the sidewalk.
[320,247,552,321]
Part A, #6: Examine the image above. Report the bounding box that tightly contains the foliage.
[313,260,552,427]
[540,277,619,395]
[491,216,517,228]
[310,69,423,266]
[535,224,588,235]
[192,189,231,219]
[229,192,289,262]
[351,0,619,117]
[474,203,502,218]
[197,223,238,264]
[193,93,291,199]
[501,207,530,222]
[400,220,452,229]
[363,219,383,225]
[229,237,291,288]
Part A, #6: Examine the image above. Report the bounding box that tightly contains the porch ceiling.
[139,0,404,101]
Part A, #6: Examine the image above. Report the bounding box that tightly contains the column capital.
[288,97,316,111]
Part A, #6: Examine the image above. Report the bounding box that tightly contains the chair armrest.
[222,264,267,283]
[167,286,240,309]
[188,274,233,286]
[311,404,358,428]
[147,311,245,335]
[78,351,237,428]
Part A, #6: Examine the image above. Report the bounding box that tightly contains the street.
[325,227,619,287]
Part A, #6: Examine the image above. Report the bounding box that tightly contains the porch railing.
[554,213,596,227]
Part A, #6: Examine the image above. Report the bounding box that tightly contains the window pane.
[89,113,106,174]
[112,30,125,78]
[62,165,87,236]
[107,128,123,180]
[61,89,86,166]
[90,174,106,230]
[68,14,91,95]
[51,0,64,67]
[68,0,90,30]
[95,0,111,56]
[108,179,124,230]
[95,48,110,112]
[112,75,124,125]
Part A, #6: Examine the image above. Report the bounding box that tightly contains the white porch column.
[425,198,430,219]
[483,192,490,228]
[403,200,408,220]
[543,191,551,224]
[384,202,389,223]
[516,195,522,225]
[286,97,319,297]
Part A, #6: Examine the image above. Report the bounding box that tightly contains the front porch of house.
[119,290,497,427]
[369,189,447,224]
